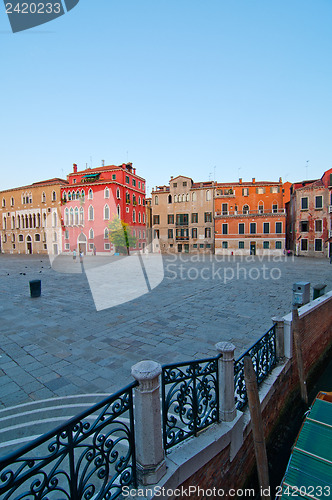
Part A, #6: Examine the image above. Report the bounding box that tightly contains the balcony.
[175,235,189,241]
[215,208,286,217]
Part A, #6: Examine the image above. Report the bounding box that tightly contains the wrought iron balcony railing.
[161,356,220,452]
[0,382,138,500]
[234,324,277,410]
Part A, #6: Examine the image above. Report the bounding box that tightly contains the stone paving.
[0,253,331,409]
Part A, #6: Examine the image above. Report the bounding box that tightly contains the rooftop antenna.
[101,159,105,167]
[305,160,309,179]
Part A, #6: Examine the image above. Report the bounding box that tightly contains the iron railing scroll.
[234,324,277,410]
[0,382,138,500]
[162,356,220,452]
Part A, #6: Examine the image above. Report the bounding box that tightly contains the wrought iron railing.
[234,324,277,410]
[0,382,138,500]
[162,356,220,451]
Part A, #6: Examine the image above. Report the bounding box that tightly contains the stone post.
[216,341,236,422]
[271,316,285,360]
[131,360,166,485]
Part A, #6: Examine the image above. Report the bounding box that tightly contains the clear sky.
[1,0,332,195]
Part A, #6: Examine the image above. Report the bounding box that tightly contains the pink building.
[60,163,147,255]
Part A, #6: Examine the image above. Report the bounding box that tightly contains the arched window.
[33,214,36,228]
[182,194,185,202]
[68,192,72,201]
[104,204,110,220]
[37,213,41,228]
[243,204,249,214]
[88,205,94,220]
[155,195,159,205]
[117,205,121,218]
[258,201,264,214]
[116,188,120,199]
[186,193,189,202]
[52,212,57,227]
[79,207,84,225]
[3,216,6,229]
[76,191,80,200]
[81,190,85,201]
[143,213,145,223]
[138,212,141,223]
[70,208,74,225]
[52,191,56,202]
[88,189,93,200]
[74,207,79,225]
[65,208,69,226]
[104,227,109,239]
[12,216,15,229]
[2,198,5,208]
[168,194,172,204]
[62,192,66,203]
[133,210,136,223]
[10,197,14,206]
[104,187,110,199]
[174,195,177,203]
[139,196,142,205]
[192,192,197,201]
[43,213,46,227]
[72,191,76,201]
[206,190,211,201]
[53,232,57,242]
[89,228,94,239]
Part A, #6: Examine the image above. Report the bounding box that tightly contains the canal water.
[246,354,332,499]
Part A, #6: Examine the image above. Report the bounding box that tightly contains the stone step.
[0,393,109,419]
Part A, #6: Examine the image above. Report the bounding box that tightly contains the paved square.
[0,253,331,409]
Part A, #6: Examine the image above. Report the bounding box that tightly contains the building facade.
[61,163,147,255]
[151,176,214,254]
[288,168,332,258]
[0,178,66,255]
[214,178,291,255]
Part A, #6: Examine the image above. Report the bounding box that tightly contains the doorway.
[184,244,189,253]
[26,235,32,254]
[177,244,182,253]
[250,242,256,256]
[77,232,87,255]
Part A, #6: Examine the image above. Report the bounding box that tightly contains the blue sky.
[1,0,332,194]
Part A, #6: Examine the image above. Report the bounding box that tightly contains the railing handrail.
[0,380,139,466]
[235,324,276,365]
[162,354,221,371]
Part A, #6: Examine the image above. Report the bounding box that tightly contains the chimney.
[101,160,105,167]
[73,163,78,173]
[279,177,282,182]
[239,178,242,184]
[252,177,256,183]
[170,176,173,179]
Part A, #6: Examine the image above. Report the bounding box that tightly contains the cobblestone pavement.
[0,253,331,408]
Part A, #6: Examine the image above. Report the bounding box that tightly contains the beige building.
[151,176,214,253]
[0,178,67,255]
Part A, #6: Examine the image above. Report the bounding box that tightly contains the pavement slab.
[0,253,331,408]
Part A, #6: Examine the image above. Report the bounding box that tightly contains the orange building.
[214,178,291,255]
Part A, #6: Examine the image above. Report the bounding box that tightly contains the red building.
[288,168,332,258]
[214,178,291,255]
[60,163,146,255]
